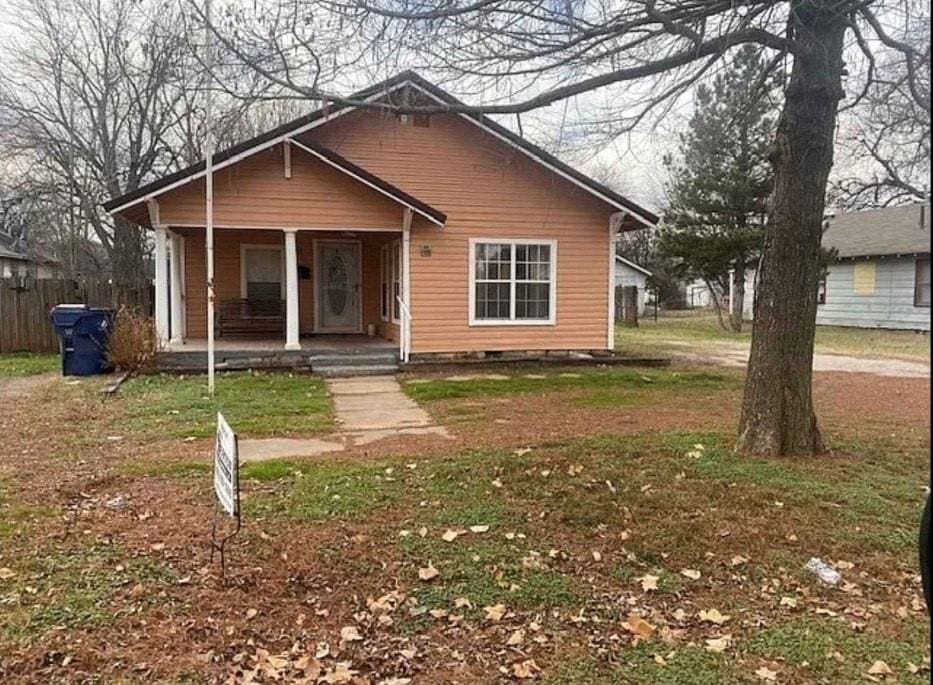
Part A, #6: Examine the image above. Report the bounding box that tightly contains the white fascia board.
[615,255,652,277]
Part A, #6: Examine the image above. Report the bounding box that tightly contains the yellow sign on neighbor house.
[853,261,876,295]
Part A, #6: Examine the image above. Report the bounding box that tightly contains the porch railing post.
[283,229,300,350]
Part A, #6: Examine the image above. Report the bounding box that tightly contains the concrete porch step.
[314,364,399,378]
[309,353,398,366]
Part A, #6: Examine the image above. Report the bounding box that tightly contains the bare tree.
[202,0,927,456]
[835,15,930,208]
[0,0,197,283]
[0,0,277,284]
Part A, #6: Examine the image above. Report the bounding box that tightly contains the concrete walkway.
[239,375,449,461]
[327,375,449,445]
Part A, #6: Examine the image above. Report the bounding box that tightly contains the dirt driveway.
[663,339,930,378]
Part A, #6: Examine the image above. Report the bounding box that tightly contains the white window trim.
[468,237,557,326]
[239,244,286,299]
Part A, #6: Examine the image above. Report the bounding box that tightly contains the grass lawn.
[0,363,928,683]
[402,366,737,404]
[149,430,932,682]
[0,352,59,377]
[115,371,333,438]
[617,310,930,361]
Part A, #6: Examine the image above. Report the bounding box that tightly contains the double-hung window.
[470,239,556,325]
[380,239,402,323]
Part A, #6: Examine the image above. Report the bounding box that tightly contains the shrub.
[107,308,158,373]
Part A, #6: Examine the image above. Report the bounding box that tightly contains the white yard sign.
[213,411,239,517]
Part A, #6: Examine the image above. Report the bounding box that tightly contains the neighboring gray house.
[815,203,930,331]
[0,231,63,281]
[615,255,652,315]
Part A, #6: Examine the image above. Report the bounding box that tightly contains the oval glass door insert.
[326,252,348,315]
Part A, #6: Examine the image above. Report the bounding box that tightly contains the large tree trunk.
[731,259,746,333]
[736,1,847,456]
[110,215,148,286]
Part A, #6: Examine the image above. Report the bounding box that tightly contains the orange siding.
[307,111,612,353]
[159,146,404,229]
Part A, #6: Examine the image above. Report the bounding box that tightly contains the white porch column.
[169,233,185,344]
[153,225,169,346]
[283,229,300,350]
[607,212,625,350]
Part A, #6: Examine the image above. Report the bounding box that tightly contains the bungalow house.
[815,203,930,331]
[614,256,652,316]
[104,72,657,369]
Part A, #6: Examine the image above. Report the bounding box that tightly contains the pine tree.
[659,46,777,331]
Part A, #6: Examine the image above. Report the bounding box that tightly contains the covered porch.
[154,224,412,360]
[130,136,447,366]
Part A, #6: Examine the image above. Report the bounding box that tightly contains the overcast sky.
[2,1,916,216]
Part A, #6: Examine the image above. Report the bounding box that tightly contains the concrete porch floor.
[165,334,396,354]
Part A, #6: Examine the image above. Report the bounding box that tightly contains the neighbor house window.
[915,257,931,307]
[817,272,827,304]
[380,239,402,323]
[470,239,556,325]
[853,261,876,295]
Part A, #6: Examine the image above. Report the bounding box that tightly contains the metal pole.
[204,0,215,395]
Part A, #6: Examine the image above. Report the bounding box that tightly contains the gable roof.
[823,203,931,259]
[287,138,445,225]
[104,71,658,227]
[615,255,652,276]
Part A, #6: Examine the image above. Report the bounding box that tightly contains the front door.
[315,240,361,332]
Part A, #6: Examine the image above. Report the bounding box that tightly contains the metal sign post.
[211,411,240,580]
[204,0,216,396]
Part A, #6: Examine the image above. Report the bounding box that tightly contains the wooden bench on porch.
[216,299,286,337]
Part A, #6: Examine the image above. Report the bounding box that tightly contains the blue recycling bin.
[50,305,115,376]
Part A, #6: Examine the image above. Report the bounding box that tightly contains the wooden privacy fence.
[615,284,639,326]
[0,279,152,353]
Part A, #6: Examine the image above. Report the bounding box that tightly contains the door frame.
[313,238,364,333]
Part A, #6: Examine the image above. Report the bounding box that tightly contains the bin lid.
[52,304,89,310]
